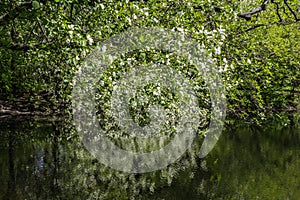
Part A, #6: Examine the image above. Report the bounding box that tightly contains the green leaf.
[32,1,40,9]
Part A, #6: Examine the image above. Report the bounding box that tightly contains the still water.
[0,118,299,200]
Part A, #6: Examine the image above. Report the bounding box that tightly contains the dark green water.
[0,118,299,200]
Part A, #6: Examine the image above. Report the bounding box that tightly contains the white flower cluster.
[87,34,94,46]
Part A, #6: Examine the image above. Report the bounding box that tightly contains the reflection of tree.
[0,118,210,199]
[5,129,16,200]
[203,124,300,199]
[0,120,55,199]
[47,118,208,199]
[50,121,61,196]
[1,118,299,199]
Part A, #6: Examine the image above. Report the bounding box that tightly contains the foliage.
[1,2,299,199]
[0,0,299,121]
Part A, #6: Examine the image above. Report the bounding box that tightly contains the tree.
[0,0,299,123]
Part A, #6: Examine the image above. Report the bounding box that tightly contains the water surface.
[0,118,299,199]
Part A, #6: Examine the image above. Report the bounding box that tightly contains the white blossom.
[87,34,94,45]
[133,14,137,20]
[68,24,74,30]
[215,46,221,55]
[177,27,184,32]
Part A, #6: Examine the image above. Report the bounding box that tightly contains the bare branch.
[1,41,55,51]
[272,1,283,22]
[0,11,9,21]
[239,0,299,22]
[239,0,269,20]
[17,1,33,7]
[284,0,299,21]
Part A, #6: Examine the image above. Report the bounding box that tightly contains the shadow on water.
[0,117,299,199]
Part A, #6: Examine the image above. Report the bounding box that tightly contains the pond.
[0,118,299,199]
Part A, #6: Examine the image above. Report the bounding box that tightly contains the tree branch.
[239,0,299,22]
[244,24,266,32]
[1,41,55,51]
[239,0,269,21]
[0,2,32,22]
[272,0,283,22]
[284,0,299,21]
[38,20,50,42]
[0,11,9,21]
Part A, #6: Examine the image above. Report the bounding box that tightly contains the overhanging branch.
[273,0,283,22]
[1,41,55,51]
[284,0,299,21]
[244,24,266,32]
[239,0,269,21]
[239,0,300,22]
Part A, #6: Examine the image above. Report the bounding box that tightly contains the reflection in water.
[0,118,299,199]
